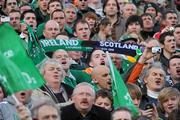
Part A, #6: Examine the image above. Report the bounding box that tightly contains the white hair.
[72,82,95,97]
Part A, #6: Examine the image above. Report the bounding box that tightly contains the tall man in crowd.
[103,0,125,41]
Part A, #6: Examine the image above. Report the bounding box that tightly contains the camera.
[145,103,154,110]
[169,27,174,31]
[0,16,10,22]
[152,46,161,54]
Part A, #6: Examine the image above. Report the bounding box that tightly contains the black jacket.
[61,104,111,120]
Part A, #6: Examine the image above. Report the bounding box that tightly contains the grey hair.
[72,82,95,97]
[142,61,166,80]
[31,98,60,119]
[63,3,78,13]
[52,49,68,57]
[111,107,132,120]
[52,49,72,66]
[39,58,65,80]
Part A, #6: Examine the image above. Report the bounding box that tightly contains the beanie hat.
[144,2,159,14]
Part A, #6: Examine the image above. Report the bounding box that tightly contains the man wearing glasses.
[61,82,111,120]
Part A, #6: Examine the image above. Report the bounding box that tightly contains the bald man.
[43,20,60,39]
[91,65,111,91]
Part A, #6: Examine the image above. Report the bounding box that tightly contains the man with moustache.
[61,82,111,120]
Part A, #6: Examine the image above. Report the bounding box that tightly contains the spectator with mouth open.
[38,58,73,103]
[140,62,166,110]
[159,32,176,73]
[91,65,112,91]
[52,49,92,88]
[20,10,37,47]
[166,55,180,87]
[84,49,107,75]
[61,82,111,120]
[0,90,33,120]
[73,19,91,41]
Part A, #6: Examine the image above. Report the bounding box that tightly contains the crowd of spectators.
[0,0,180,120]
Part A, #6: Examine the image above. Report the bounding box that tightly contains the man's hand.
[138,39,160,64]
[16,104,32,120]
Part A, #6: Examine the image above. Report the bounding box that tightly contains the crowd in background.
[0,0,180,120]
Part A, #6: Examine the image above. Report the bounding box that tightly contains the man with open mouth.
[0,90,33,120]
[40,59,73,103]
[83,49,107,75]
[20,10,37,45]
[61,82,111,120]
[140,62,166,112]
[167,55,180,86]
[91,65,112,91]
[159,31,177,73]
[52,49,92,88]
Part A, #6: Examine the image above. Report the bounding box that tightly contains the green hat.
[119,34,138,43]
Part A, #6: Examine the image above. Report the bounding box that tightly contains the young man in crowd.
[159,32,176,72]
[103,0,125,41]
[140,13,155,40]
[166,55,180,86]
[3,0,19,15]
[9,10,21,34]
[73,19,91,41]
[50,9,66,33]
